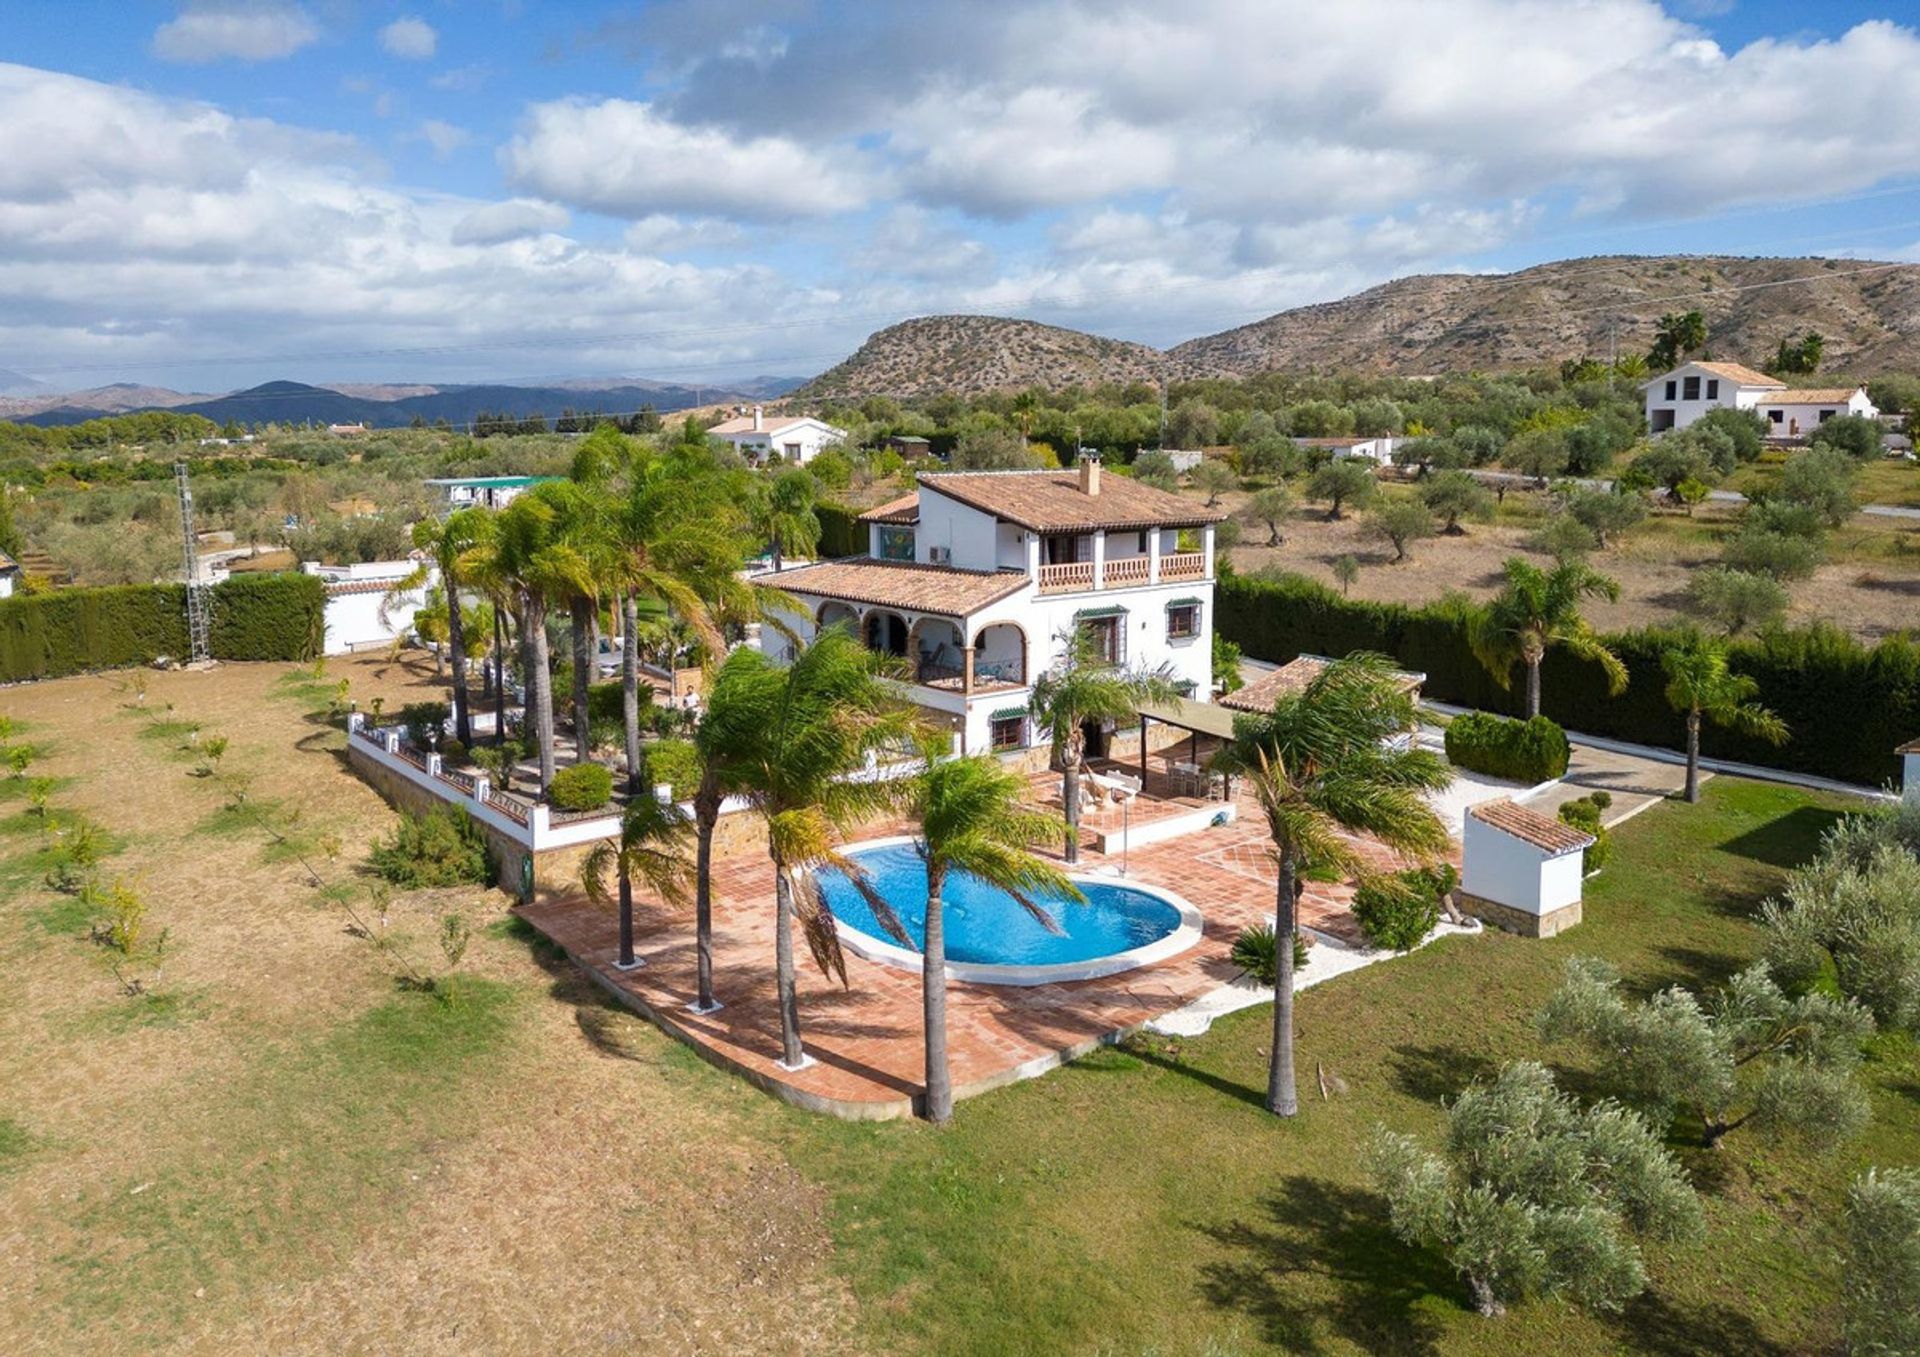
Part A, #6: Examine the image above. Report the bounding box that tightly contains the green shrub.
[1229,922,1310,986]
[370,806,492,888]
[399,701,449,748]
[1353,868,1448,951]
[1444,711,1570,783]
[439,738,467,766]
[644,738,699,799]
[585,679,650,725]
[1557,795,1613,871]
[815,502,867,558]
[547,762,613,812]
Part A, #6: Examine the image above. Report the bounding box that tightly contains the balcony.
[1035,550,1209,594]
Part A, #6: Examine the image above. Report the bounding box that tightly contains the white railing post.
[383,732,399,754]
[472,775,490,804]
[1092,530,1106,590]
[654,782,674,804]
[530,802,551,845]
[1148,530,1161,583]
[425,753,443,777]
[346,711,365,734]
[1202,525,1217,579]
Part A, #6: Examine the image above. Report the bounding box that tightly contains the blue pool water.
[815,842,1183,969]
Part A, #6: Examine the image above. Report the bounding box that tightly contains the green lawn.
[776,779,1920,1355]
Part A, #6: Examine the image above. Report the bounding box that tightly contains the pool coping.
[825,834,1206,987]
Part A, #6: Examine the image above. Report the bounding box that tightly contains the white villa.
[710,406,847,466]
[1643,360,1878,435]
[1298,435,1402,466]
[760,460,1223,755]
[424,474,559,512]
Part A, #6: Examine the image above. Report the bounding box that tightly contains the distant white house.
[709,406,846,466]
[305,558,434,655]
[424,475,557,512]
[0,551,18,600]
[1298,435,1401,466]
[1642,360,1878,434]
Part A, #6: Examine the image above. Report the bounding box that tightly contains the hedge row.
[1216,569,1920,787]
[816,501,867,559]
[1443,711,1571,784]
[0,571,324,682]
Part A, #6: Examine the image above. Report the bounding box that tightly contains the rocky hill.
[801,256,1920,398]
[798,315,1167,399]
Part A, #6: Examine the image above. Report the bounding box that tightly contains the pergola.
[1133,695,1240,786]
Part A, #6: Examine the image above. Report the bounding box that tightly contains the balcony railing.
[1035,551,1209,594]
[1037,561,1095,593]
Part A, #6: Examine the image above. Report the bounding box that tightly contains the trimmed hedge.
[1216,569,1920,786]
[816,501,867,559]
[0,571,322,682]
[548,762,613,812]
[1444,711,1571,784]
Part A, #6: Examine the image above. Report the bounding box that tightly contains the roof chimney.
[1078,453,1101,497]
[752,404,764,432]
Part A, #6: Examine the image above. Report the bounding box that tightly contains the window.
[1706,379,1719,399]
[1044,535,1081,565]
[1137,531,1149,553]
[877,525,914,561]
[1167,603,1199,639]
[989,714,1026,751]
[1079,613,1124,666]
[1767,409,1783,423]
[1819,409,1837,423]
[1682,376,1700,400]
[1664,380,1677,400]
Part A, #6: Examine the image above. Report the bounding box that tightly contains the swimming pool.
[815,838,1203,986]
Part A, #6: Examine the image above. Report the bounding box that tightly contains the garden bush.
[1229,922,1309,985]
[399,701,449,748]
[370,806,492,888]
[547,762,613,812]
[644,737,699,799]
[1557,794,1613,871]
[1352,866,1450,951]
[1443,711,1570,783]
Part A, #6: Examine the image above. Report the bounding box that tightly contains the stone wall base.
[1459,892,1582,939]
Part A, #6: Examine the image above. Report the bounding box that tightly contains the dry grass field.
[0,656,853,1356]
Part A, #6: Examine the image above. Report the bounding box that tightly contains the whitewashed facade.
[306,558,434,655]
[710,407,846,466]
[1642,360,1879,434]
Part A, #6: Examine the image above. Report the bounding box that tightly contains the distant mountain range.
[2,374,805,428]
[798,255,1920,398]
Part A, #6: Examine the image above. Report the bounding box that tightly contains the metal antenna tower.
[175,461,211,665]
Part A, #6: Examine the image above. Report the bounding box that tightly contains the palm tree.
[544,479,616,767]
[581,791,694,970]
[1469,557,1627,718]
[1028,626,1179,864]
[461,486,596,792]
[1216,654,1451,1116]
[1661,640,1788,803]
[386,506,491,745]
[904,754,1078,1123]
[712,626,917,1069]
[750,467,821,571]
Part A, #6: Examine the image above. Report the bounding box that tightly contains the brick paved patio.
[519,777,1453,1120]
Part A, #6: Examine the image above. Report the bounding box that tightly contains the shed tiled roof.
[769,559,1028,617]
[918,470,1226,533]
[1897,737,1920,755]
[1754,387,1864,405]
[1469,799,1594,855]
[324,578,412,598]
[1219,655,1424,713]
[710,413,833,436]
[858,492,921,524]
[1691,361,1785,388]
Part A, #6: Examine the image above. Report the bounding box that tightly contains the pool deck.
[518,773,1446,1120]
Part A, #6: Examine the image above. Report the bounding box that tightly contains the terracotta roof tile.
[1754,387,1865,405]
[1469,799,1594,855]
[919,469,1226,533]
[1219,655,1423,713]
[1691,361,1785,388]
[1897,738,1920,755]
[768,559,1028,617]
[858,492,921,524]
[710,414,829,436]
[324,578,412,597]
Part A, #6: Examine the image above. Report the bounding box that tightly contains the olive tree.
[1844,1167,1920,1357]
[1774,447,1858,528]
[1307,460,1376,520]
[1189,457,1238,506]
[1367,498,1436,563]
[1240,485,1295,546]
[1420,470,1494,534]
[1537,956,1873,1148]
[1684,565,1788,635]
[1366,1061,1702,1318]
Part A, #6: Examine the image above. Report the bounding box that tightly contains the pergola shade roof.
[1135,695,1240,741]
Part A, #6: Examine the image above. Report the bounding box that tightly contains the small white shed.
[306,559,434,655]
[1900,738,1920,801]
[1460,798,1594,938]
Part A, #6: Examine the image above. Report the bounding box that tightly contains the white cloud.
[451,198,569,245]
[502,98,874,220]
[379,16,437,60]
[152,1,318,64]
[416,119,470,159]
[429,63,489,92]
[622,214,747,253]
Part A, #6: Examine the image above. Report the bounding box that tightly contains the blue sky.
[4,0,1920,393]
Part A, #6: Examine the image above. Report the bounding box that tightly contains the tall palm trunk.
[447,583,471,747]
[524,593,558,790]
[1684,709,1702,803]
[770,531,784,573]
[569,595,594,765]
[773,864,804,1067]
[922,869,952,1124]
[622,594,643,795]
[1523,636,1544,719]
[692,779,721,1012]
[492,606,509,758]
[1267,850,1299,1117]
[616,862,636,968]
[1061,764,1082,864]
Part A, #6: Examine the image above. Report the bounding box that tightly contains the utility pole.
[175,462,211,667]
[1608,319,1617,393]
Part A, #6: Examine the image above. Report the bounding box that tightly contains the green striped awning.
[989,707,1029,721]
[1165,597,1202,608]
[1073,605,1127,620]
